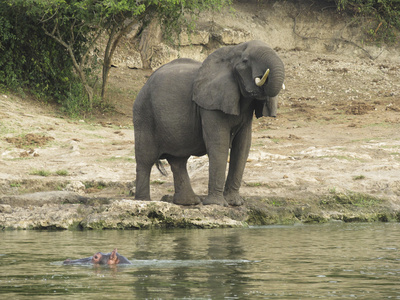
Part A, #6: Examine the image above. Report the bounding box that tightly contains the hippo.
[63,248,132,265]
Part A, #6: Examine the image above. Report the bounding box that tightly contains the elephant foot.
[173,192,201,206]
[224,192,244,206]
[133,190,151,201]
[135,195,152,201]
[202,195,229,207]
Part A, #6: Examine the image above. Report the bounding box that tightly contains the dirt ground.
[1,1,400,211]
[1,48,399,207]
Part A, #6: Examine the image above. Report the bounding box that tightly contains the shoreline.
[1,186,398,230]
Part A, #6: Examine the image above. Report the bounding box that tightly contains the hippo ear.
[193,46,241,115]
[108,248,119,265]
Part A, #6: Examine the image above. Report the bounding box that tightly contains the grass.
[353,175,366,180]
[270,138,281,144]
[267,198,286,207]
[29,169,69,177]
[30,169,52,177]
[55,169,69,176]
[252,142,264,147]
[319,155,366,162]
[350,138,376,143]
[362,122,393,129]
[244,182,270,188]
[104,156,135,162]
[325,189,382,207]
[151,180,165,185]
[0,121,16,136]
[84,181,106,190]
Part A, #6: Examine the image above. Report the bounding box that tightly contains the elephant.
[133,40,285,207]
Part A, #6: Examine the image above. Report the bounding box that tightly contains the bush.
[337,0,400,44]
[0,3,80,102]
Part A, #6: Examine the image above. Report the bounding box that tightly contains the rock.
[139,19,163,69]
[70,140,80,155]
[178,29,211,46]
[0,204,83,230]
[64,181,86,195]
[0,194,398,230]
[82,200,247,229]
[217,28,252,45]
[126,50,143,69]
[0,191,88,207]
[0,204,12,213]
[149,44,179,70]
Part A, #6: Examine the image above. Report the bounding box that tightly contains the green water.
[0,223,399,299]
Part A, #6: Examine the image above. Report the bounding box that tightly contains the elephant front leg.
[203,148,230,207]
[224,122,252,206]
[201,116,230,207]
[167,156,201,206]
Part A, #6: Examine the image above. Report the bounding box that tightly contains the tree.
[0,1,76,102]
[337,0,400,44]
[5,0,230,109]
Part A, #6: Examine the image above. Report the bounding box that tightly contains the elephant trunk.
[261,50,285,98]
[265,96,278,117]
[265,67,284,98]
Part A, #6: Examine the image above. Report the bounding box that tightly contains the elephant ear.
[193,46,241,115]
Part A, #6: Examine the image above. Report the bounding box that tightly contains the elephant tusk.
[255,69,270,87]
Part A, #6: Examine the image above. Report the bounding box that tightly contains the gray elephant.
[133,40,284,207]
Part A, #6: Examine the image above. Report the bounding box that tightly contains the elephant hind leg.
[134,137,159,200]
[135,161,153,200]
[167,156,201,206]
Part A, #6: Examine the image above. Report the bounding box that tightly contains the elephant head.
[193,40,284,117]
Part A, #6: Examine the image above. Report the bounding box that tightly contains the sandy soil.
[1,48,399,207]
[1,1,400,210]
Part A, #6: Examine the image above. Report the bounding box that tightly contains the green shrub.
[337,0,400,44]
[0,3,78,101]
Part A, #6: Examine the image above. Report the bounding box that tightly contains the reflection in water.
[131,229,250,298]
[0,223,399,299]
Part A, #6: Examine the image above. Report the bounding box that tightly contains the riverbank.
[0,187,399,230]
[1,1,400,230]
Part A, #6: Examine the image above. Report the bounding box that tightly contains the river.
[1,222,399,299]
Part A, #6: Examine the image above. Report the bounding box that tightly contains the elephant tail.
[156,160,168,176]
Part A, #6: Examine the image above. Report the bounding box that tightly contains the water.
[1,223,399,299]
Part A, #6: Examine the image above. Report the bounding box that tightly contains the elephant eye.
[242,58,248,63]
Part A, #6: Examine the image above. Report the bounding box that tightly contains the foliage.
[0,0,230,116]
[336,0,400,44]
[0,2,76,102]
